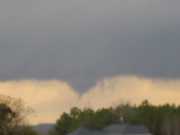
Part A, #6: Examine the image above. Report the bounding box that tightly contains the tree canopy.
[0,95,37,135]
[52,100,180,135]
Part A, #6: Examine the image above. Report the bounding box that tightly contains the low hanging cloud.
[1,76,180,124]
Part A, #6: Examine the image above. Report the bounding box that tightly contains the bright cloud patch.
[0,76,180,124]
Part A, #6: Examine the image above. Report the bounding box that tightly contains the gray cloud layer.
[0,0,180,90]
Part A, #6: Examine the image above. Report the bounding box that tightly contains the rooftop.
[69,124,151,135]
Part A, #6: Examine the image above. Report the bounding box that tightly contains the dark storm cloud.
[0,0,180,90]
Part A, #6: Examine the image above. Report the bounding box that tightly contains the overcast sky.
[0,0,180,91]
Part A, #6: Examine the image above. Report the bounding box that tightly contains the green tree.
[54,113,74,135]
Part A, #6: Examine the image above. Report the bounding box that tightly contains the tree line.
[1,95,180,135]
[51,100,180,135]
